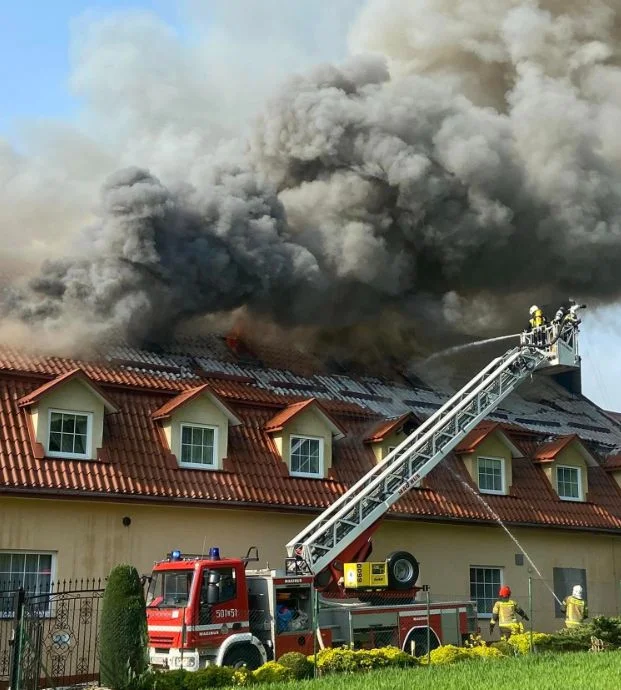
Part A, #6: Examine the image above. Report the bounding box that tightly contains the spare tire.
[386,551,419,590]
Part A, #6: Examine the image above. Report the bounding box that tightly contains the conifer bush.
[99,564,148,689]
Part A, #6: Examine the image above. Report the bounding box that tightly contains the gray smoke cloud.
[4,0,621,351]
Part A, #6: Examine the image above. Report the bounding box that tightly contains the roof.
[364,412,418,443]
[455,422,524,457]
[532,435,598,467]
[265,399,346,439]
[151,384,241,425]
[17,368,119,413]
[2,338,621,532]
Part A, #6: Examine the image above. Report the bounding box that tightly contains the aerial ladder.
[286,304,585,591]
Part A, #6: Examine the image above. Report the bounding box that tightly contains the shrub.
[313,647,358,674]
[591,616,621,647]
[536,626,591,653]
[466,645,505,660]
[490,641,516,657]
[184,666,235,689]
[507,632,551,655]
[277,651,314,679]
[99,564,148,690]
[252,661,293,684]
[231,666,256,687]
[150,670,188,690]
[373,646,418,667]
[421,644,470,665]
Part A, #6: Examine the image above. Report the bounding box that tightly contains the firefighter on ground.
[561,585,588,628]
[489,586,529,639]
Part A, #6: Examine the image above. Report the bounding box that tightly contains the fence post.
[528,577,533,653]
[8,587,25,690]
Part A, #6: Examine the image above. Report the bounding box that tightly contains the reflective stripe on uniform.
[493,600,519,625]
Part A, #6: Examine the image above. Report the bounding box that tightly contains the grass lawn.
[264,652,621,689]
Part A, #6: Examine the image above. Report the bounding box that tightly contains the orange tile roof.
[264,398,346,438]
[151,384,241,424]
[1,369,621,532]
[605,454,621,471]
[455,422,524,456]
[17,367,119,412]
[364,412,417,443]
[533,435,579,463]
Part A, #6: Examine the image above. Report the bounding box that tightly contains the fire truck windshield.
[146,570,194,608]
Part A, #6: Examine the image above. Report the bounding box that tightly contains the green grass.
[261,652,621,690]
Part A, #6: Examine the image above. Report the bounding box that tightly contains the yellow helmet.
[529,305,539,315]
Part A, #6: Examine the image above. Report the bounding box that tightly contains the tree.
[99,564,147,689]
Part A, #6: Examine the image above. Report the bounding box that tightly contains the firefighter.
[489,586,529,639]
[528,305,547,346]
[561,585,588,628]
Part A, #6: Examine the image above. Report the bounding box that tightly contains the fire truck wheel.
[222,644,262,670]
[386,551,419,590]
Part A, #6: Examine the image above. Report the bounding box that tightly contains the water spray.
[425,334,521,365]
[449,467,563,606]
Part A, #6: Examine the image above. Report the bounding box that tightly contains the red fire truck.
[146,307,583,670]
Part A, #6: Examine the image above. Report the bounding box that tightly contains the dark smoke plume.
[4,0,621,351]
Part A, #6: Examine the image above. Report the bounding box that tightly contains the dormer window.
[477,456,505,495]
[534,435,593,503]
[180,423,218,468]
[556,465,583,501]
[455,423,522,496]
[151,384,241,472]
[48,410,93,459]
[290,435,324,477]
[265,398,345,479]
[17,368,118,462]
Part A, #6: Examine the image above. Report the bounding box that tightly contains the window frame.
[289,434,324,478]
[556,465,583,502]
[469,565,503,619]
[0,550,57,617]
[46,408,93,460]
[178,422,219,470]
[477,456,506,495]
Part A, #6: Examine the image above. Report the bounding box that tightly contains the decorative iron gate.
[1,580,104,690]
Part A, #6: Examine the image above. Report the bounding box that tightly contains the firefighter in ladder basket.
[528,305,548,347]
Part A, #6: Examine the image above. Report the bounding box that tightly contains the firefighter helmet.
[499,585,511,598]
[529,305,539,315]
[572,585,583,599]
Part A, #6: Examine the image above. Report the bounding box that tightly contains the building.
[2,333,621,637]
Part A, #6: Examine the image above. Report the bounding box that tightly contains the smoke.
[4,0,621,354]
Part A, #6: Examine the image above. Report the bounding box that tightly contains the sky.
[0,0,620,411]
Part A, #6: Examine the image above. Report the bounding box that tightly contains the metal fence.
[0,579,104,690]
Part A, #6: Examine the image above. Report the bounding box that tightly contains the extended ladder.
[286,342,557,576]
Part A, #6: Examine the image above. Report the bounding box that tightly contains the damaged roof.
[1,337,621,532]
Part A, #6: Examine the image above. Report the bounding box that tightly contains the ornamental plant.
[277,651,314,679]
[252,661,293,684]
[99,564,148,690]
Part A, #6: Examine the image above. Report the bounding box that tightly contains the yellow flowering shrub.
[466,645,505,660]
[420,644,470,665]
[508,632,551,655]
[231,666,255,687]
[252,661,292,684]
[464,633,486,648]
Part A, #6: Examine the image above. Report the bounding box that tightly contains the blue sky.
[0,1,619,410]
[0,1,181,133]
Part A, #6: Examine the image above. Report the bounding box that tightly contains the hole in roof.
[569,423,611,434]
[515,417,561,427]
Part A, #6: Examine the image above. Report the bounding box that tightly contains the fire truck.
[145,305,584,670]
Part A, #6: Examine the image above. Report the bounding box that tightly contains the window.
[180,423,217,468]
[0,551,54,594]
[553,567,587,618]
[477,457,505,494]
[556,466,582,501]
[47,409,92,459]
[146,570,194,609]
[290,436,324,477]
[469,566,502,617]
